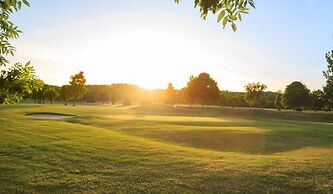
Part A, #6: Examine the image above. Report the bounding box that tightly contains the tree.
[282,81,310,111]
[164,83,177,105]
[184,72,220,107]
[274,91,283,111]
[35,84,47,104]
[45,86,59,104]
[60,85,70,105]
[0,0,30,66]
[219,91,249,108]
[311,90,326,111]
[244,82,267,108]
[109,83,140,105]
[175,0,255,31]
[219,91,228,107]
[323,50,333,110]
[68,71,87,106]
[30,79,44,104]
[0,62,42,104]
[0,1,44,106]
[98,91,110,104]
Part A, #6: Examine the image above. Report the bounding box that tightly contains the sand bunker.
[26,113,74,119]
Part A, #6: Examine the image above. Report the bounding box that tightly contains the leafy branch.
[175,0,255,31]
[0,0,30,66]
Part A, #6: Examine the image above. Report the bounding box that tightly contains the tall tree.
[244,82,267,108]
[323,50,333,110]
[68,71,87,106]
[184,72,220,107]
[282,81,310,111]
[175,0,255,31]
[0,62,42,104]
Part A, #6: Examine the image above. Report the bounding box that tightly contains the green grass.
[0,104,332,193]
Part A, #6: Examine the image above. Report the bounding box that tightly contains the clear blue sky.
[10,0,333,91]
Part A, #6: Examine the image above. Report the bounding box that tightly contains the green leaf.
[222,16,229,28]
[231,23,237,32]
[22,0,30,7]
[238,13,242,21]
[217,10,226,22]
[230,15,237,20]
[249,1,256,8]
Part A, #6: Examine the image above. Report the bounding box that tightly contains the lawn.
[0,104,332,193]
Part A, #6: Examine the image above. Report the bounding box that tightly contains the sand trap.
[26,113,74,119]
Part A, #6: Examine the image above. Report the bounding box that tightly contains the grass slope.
[0,104,332,193]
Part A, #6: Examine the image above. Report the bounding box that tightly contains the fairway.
[1,104,333,193]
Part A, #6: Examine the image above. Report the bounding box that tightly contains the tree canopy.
[164,83,178,105]
[69,71,87,105]
[184,72,220,106]
[45,86,59,104]
[244,82,267,108]
[175,0,255,31]
[283,81,310,111]
[0,62,42,104]
[311,89,326,111]
[60,85,70,105]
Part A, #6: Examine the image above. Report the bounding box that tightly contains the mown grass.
[0,104,332,193]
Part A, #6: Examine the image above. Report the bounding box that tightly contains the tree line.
[21,49,333,112]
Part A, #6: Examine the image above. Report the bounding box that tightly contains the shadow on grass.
[66,114,333,155]
[131,104,333,123]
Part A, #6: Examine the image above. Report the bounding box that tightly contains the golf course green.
[1,104,332,193]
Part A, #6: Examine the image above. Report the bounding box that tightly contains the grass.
[0,104,332,193]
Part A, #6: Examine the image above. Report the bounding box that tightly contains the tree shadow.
[65,105,333,155]
[125,105,333,154]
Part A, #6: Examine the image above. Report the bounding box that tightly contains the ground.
[0,104,332,193]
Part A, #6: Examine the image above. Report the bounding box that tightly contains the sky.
[9,0,333,91]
